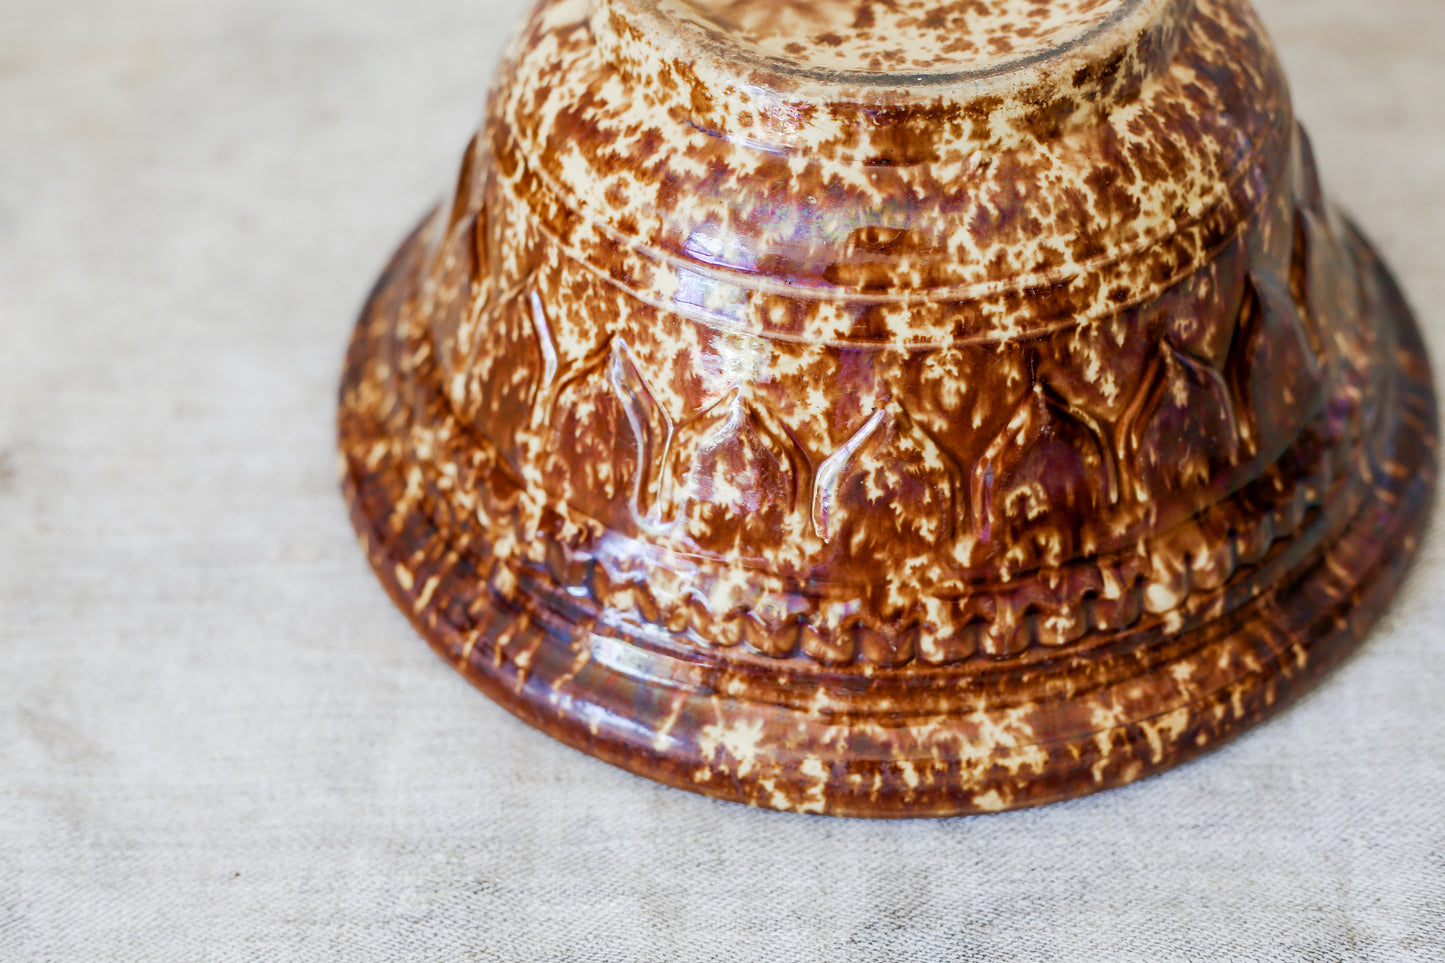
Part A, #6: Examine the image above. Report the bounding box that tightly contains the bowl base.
[339,216,1436,818]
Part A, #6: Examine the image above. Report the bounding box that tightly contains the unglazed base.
[339,217,1436,817]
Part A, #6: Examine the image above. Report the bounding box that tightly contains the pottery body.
[339,0,1437,815]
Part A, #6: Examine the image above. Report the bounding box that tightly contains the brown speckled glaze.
[338,0,1438,816]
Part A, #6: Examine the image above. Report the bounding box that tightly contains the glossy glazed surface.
[338,0,1437,815]
[660,0,1136,73]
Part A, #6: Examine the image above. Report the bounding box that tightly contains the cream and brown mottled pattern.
[659,0,1136,73]
[338,0,1437,816]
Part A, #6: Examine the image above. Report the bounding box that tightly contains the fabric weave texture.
[1,0,1442,959]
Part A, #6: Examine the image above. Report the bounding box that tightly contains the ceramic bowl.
[338,0,1437,816]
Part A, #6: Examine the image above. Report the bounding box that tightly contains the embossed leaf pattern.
[423,213,482,406]
[1122,340,1241,501]
[481,262,1340,667]
[1227,274,1326,461]
[534,340,649,531]
[811,406,962,560]
[608,337,673,527]
[525,286,560,424]
[444,134,486,235]
[431,158,502,404]
[971,385,1118,569]
[1037,310,1153,423]
[461,280,551,476]
[1163,237,1249,367]
[660,388,810,555]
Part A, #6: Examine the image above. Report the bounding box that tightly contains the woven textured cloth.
[2,0,1443,959]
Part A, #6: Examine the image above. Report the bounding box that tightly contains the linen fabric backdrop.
[2,0,1443,959]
